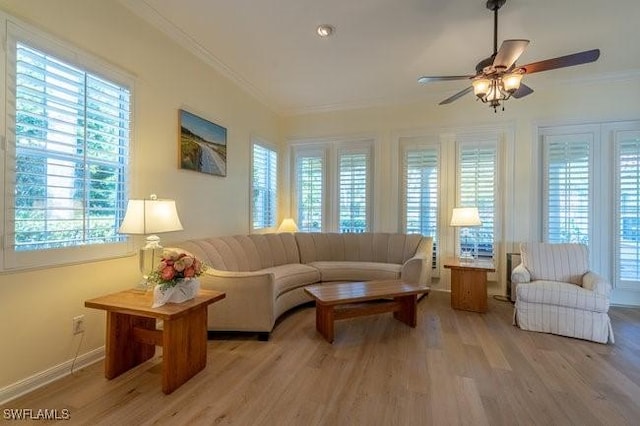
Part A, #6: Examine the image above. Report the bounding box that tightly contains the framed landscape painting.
[179,109,227,176]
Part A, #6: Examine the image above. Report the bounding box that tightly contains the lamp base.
[132,278,151,293]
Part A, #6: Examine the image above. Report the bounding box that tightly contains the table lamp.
[119,194,183,290]
[450,207,482,262]
[277,218,299,233]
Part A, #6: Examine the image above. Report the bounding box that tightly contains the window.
[295,149,325,232]
[251,142,277,230]
[338,148,371,233]
[401,144,439,267]
[458,143,497,259]
[291,139,374,233]
[543,134,591,244]
[3,21,132,270]
[615,130,640,285]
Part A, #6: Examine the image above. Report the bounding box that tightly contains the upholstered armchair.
[512,242,614,344]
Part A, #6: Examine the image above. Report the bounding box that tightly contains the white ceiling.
[120,0,640,115]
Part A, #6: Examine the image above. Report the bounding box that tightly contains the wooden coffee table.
[85,289,225,394]
[304,280,430,343]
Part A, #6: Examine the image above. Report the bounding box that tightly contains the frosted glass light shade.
[277,218,299,233]
[472,78,491,97]
[119,196,183,235]
[503,72,523,92]
[450,207,482,227]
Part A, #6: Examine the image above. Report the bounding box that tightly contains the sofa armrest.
[401,237,433,286]
[582,271,611,297]
[199,269,277,332]
[511,263,530,284]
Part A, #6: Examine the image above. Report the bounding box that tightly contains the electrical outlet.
[72,315,85,335]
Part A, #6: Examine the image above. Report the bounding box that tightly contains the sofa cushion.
[295,233,423,264]
[516,280,610,313]
[521,242,589,285]
[263,263,321,296]
[308,261,401,282]
[175,233,300,272]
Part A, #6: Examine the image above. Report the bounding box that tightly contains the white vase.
[152,278,200,308]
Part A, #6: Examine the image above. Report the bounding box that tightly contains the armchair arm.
[401,237,433,287]
[582,271,611,297]
[511,263,531,284]
[199,268,277,332]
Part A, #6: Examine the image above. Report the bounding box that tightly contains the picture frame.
[179,109,227,176]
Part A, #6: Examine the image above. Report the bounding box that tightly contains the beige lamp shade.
[450,207,482,227]
[277,218,299,233]
[119,195,184,236]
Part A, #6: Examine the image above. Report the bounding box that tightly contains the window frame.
[542,132,594,245]
[250,139,278,231]
[399,137,441,272]
[337,142,373,233]
[456,137,500,261]
[1,14,135,271]
[613,126,640,291]
[292,144,328,232]
[290,138,375,233]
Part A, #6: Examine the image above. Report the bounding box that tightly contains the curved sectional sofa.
[174,232,433,339]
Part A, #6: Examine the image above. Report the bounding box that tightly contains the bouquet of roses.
[150,250,207,291]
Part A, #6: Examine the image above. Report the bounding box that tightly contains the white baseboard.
[0,346,104,406]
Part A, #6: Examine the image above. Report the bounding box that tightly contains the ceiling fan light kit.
[417,0,600,112]
[472,71,523,112]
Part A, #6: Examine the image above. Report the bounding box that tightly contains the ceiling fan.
[417,0,600,111]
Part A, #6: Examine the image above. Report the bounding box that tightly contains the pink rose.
[183,266,195,278]
[161,266,176,280]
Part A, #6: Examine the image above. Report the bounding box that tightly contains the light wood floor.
[4,291,640,425]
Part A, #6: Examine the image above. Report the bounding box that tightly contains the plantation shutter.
[402,146,439,268]
[338,148,371,233]
[8,41,130,253]
[616,131,640,284]
[543,135,591,244]
[295,151,325,232]
[252,144,278,229]
[458,144,496,259]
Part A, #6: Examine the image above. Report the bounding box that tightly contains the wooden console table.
[85,289,225,394]
[443,258,495,313]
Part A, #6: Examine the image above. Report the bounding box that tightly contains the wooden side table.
[443,258,495,313]
[85,289,225,394]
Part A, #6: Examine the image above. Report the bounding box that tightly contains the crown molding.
[118,0,282,114]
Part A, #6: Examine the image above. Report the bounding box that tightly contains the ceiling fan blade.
[418,75,474,84]
[512,83,534,99]
[493,39,530,69]
[439,86,473,105]
[519,49,600,74]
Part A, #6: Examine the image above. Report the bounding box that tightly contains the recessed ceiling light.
[316,24,334,38]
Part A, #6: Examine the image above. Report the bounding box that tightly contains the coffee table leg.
[393,295,417,327]
[315,304,335,343]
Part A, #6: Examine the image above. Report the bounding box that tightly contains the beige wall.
[0,0,279,390]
